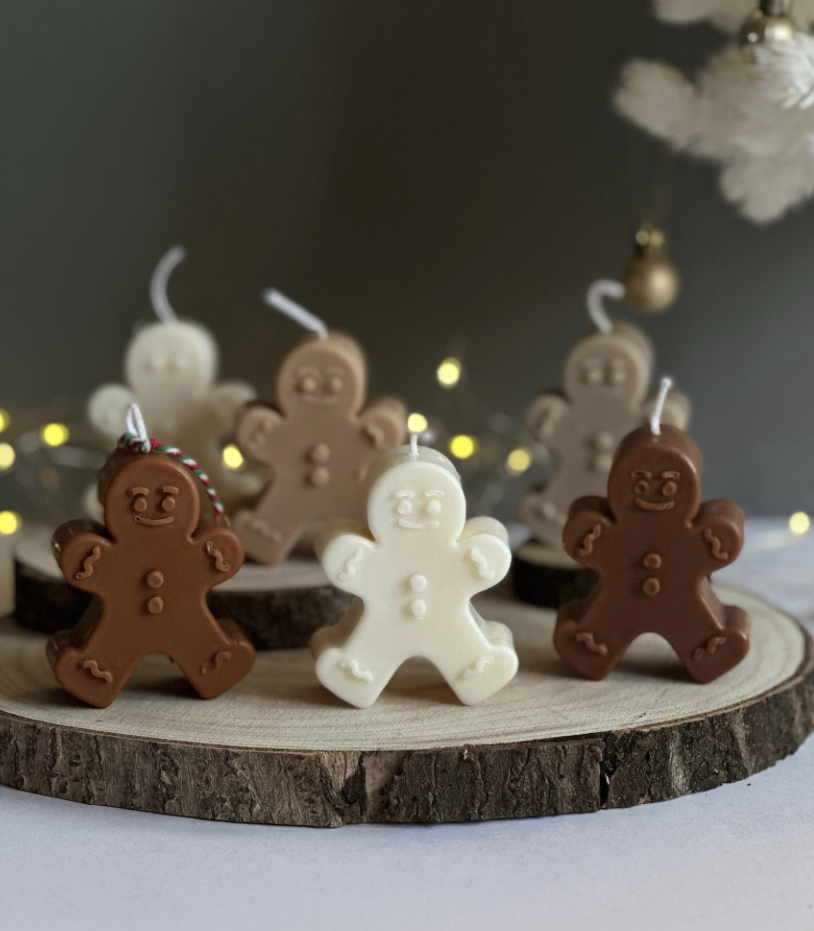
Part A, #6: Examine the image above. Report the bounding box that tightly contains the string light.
[40,423,70,447]
[0,511,21,535]
[222,444,245,470]
[789,512,810,535]
[436,357,462,388]
[0,443,14,470]
[407,412,428,433]
[449,435,478,459]
[0,409,8,433]
[505,446,533,476]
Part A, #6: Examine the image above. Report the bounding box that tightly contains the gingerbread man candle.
[554,380,748,684]
[87,247,259,511]
[311,438,518,707]
[520,280,690,549]
[234,291,407,564]
[49,407,255,707]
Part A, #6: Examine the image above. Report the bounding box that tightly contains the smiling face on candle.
[563,330,650,405]
[608,426,702,522]
[125,322,217,401]
[367,459,465,542]
[276,334,366,416]
[105,455,200,540]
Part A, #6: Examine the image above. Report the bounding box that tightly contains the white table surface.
[1,518,813,931]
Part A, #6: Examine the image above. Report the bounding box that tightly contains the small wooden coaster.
[13,527,349,649]
[0,586,809,826]
[513,541,598,609]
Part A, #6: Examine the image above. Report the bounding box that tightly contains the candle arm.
[52,523,112,593]
[316,523,376,597]
[524,391,570,445]
[359,398,408,451]
[694,500,746,570]
[192,526,245,584]
[236,405,283,461]
[455,530,512,592]
[87,383,136,440]
[562,497,615,568]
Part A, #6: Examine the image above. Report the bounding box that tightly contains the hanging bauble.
[622,226,681,313]
[739,0,797,54]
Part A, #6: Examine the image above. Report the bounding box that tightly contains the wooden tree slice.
[0,586,810,827]
[12,527,349,649]
[513,541,599,609]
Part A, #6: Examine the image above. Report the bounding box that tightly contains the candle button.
[409,574,427,592]
[592,431,615,452]
[591,453,613,474]
[643,553,662,569]
[308,443,331,464]
[146,570,164,589]
[308,466,330,487]
[642,577,661,597]
[147,595,164,614]
[410,599,427,618]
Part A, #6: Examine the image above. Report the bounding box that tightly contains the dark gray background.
[1,1,810,516]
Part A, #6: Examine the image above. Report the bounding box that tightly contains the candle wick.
[650,376,674,437]
[150,245,186,324]
[263,289,329,340]
[125,403,151,453]
[586,279,624,335]
[409,433,419,457]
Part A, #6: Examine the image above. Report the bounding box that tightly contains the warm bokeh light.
[436,357,462,388]
[789,511,810,535]
[0,443,14,470]
[407,412,428,433]
[0,409,9,433]
[449,435,477,459]
[0,511,21,535]
[222,444,245,470]
[40,423,70,447]
[506,446,533,476]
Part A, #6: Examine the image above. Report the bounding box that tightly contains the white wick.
[409,433,419,457]
[125,402,151,452]
[150,245,186,324]
[263,289,328,340]
[650,376,673,437]
[586,279,625,335]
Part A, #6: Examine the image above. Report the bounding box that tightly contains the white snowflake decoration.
[654,0,814,32]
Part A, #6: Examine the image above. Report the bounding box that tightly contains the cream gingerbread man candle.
[87,247,259,511]
[311,437,518,708]
[520,280,690,549]
[234,291,407,564]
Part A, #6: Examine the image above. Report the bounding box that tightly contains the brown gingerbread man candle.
[49,405,255,708]
[554,379,749,684]
[234,291,407,565]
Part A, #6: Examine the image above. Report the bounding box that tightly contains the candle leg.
[666,595,749,685]
[553,596,634,680]
[519,487,567,550]
[233,498,306,565]
[48,622,142,709]
[171,616,256,700]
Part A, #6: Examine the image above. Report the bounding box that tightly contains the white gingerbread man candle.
[87,247,260,511]
[311,438,518,708]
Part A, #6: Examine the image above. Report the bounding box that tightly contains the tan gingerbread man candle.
[49,405,255,708]
[554,379,749,684]
[520,280,690,550]
[234,291,408,565]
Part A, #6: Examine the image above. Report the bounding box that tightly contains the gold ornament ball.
[738,1,796,53]
[622,227,680,314]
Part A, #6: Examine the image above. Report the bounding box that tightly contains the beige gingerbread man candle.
[234,291,408,564]
[520,279,690,549]
[88,246,260,511]
[311,436,518,708]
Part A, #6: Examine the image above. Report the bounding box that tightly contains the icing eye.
[426,499,441,517]
[324,374,343,395]
[297,374,319,395]
[161,496,176,511]
[582,365,603,386]
[133,495,148,512]
[662,481,677,497]
[606,361,628,385]
[397,499,413,515]
[634,480,649,496]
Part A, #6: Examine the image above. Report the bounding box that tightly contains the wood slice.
[12,527,350,649]
[0,586,810,827]
[513,541,599,609]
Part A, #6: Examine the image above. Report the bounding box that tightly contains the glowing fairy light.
[436,357,462,388]
[222,444,245,470]
[40,423,70,447]
[0,409,9,433]
[789,512,810,535]
[0,511,21,535]
[407,412,428,433]
[506,446,533,476]
[0,443,14,470]
[449,435,478,459]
